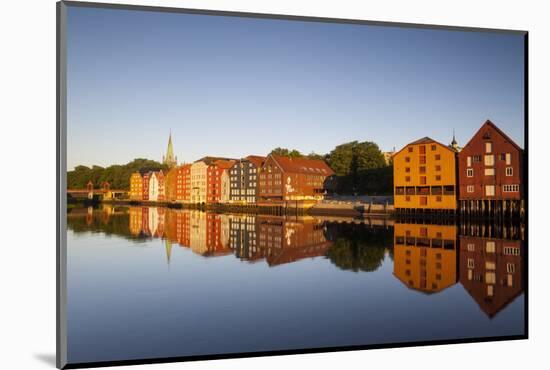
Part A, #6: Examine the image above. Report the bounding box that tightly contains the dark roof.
[270,155,335,176]
[212,159,236,170]
[408,137,436,145]
[195,156,236,165]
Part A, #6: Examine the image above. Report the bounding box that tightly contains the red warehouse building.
[458,120,524,216]
[206,159,236,204]
[258,155,335,204]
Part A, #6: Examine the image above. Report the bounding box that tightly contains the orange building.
[393,137,458,211]
[164,168,178,202]
[393,223,458,293]
[175,164,192,203]
[129,172,143,200]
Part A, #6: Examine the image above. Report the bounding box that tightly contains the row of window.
[395,186,455,195]
[467,152,513,168]
[404,175,443,183]
[404,154,441,163]
[466,167,513,177]
[465,184,520,194]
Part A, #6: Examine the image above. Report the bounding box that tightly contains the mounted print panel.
[57,1,527,368]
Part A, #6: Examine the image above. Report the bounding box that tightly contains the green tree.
[67,158,168,190]
[270,147,303,158]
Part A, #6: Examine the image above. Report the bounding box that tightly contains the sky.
[66,5,525,170]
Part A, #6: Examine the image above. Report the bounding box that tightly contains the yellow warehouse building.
[393,137,458,211]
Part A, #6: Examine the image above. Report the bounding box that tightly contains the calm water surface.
[66,205,525,364]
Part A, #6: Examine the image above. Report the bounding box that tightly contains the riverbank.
[100,199,393,218]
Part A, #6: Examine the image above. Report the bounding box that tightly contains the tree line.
[270,140,393,195]
[67,158,168,190]
[68,140,393,195]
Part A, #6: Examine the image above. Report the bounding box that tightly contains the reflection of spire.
[165,239,172,265]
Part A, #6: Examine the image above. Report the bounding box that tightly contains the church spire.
[450,129,460,151]
[163,131,177,168]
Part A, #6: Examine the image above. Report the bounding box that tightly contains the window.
[485,261,496,270]
[435,165,441,171]
[420,176,426,184]
[467,258,475,268]
[500,153,506,161]
[485,185,495,197]
[431,144,436,151]
[420,196,428,205]
[485,142,492,153]
[420,166,426,174]
[405,196,411,202]
[507,263,516,273]
[485,272,496,284]
[506,167,513,176]
[486,241,496,253]
[503,184,520,192]
[467,243,475,251]
[436,196,442,202]
[484,155,494,166]
[420,156,426,164]
[405,156,410,163]
[467,185,474,193]
[504,246,520,255]
[408,147,413,153]
[506,153,512,165]
[435,175,441,181]
[419,145,426,154]
[467,168,474,177]
[405,167,410,173]
[485,168,495,176]
[405,176,411,182]
[473,155,482,163]
[467,156,472,167]
[487,285,494,297]
[435,154,441,160]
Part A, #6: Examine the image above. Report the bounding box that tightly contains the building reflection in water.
[70,206,525,317]
[459,230,524,318]
[393,219,524,317]
[393,223,458,293]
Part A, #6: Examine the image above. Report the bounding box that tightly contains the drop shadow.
[34,353,56,367]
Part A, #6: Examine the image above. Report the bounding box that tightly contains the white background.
[1,0,548,369]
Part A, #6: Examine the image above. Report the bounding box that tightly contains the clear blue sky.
[66,5,525,170]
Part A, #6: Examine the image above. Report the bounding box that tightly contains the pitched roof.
[464,119,523,152]
[245,155,266,167]
[270,155,335,176]
[195,156,236,165]
[212,159,236,170]
[409,137,436,145]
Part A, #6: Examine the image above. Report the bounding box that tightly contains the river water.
[66,205,525,364]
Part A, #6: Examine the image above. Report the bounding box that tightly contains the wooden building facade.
[458,120,524,217]
[129,172,143,200]
[229,155,265,204]
[393,137,458,212]
[206,159,236,204]
[258,155,335,204]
